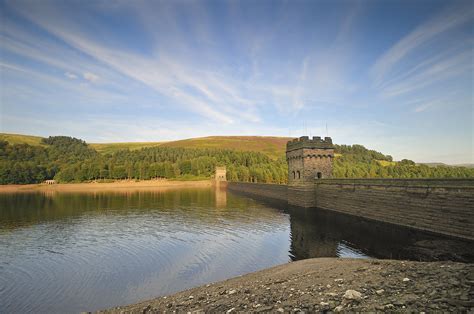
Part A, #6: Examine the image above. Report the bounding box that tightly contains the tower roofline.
[286,136,334,153]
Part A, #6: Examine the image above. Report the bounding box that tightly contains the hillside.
[0,133,45,146]
[0,133,290,159]
[160,136,291,160]
[90,142,165,154]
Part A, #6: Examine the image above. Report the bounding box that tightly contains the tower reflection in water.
[287,205,474,263]
[215,184,227,208]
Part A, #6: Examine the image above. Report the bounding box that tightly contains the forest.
[0,136,473,184]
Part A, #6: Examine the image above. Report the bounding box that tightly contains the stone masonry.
[286,136,334,207]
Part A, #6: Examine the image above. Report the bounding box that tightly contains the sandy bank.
[0,180,213,193]
[101,258,473,313]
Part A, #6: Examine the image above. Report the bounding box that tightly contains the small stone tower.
[215,166,227,182]
[286,136,334,207]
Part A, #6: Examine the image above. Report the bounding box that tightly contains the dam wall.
[314,179,474,241]
[227,179,474,241]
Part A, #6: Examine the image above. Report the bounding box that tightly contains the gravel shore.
[100,258,473,313]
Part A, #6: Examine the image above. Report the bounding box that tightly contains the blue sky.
[0,0,472,163]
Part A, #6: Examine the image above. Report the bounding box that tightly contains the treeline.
[0,137,287,184]
[332,145,474,178]
[0,136,473,184]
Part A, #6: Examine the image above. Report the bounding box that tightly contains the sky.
[0,0,473,163]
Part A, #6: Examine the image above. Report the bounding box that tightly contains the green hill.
[0,133,45,146]
[90,142,165,154]
[0,133,289,159]
[160,136,291,160]
[92,136,290,159]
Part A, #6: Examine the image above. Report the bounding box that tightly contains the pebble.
[103,260,473,313]
[343,289,362,301]
[334,305,344,312]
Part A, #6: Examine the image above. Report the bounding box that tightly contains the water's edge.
[100,257,474,313]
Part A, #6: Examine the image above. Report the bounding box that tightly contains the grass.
[0,133,45,146]
[1,132,291,159]
[377,160,397,167]
[90,142,164,154]
[0,132,314,160]
[170,175,211,181]
[160,136,291,159]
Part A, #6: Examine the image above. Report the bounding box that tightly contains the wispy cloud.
[65,72,78,79]
[83,72,99,83]
[370,4,474,86]
[380,50,472,98]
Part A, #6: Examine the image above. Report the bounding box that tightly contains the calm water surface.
[0,187,471,313]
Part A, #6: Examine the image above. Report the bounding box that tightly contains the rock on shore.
[101,258,473,313]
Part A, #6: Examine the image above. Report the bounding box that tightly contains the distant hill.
[90,142,165,154]
[91,136,291,159]
[452,163,474,169]
[0,133,290,160]
[419,162,474,168]
[160,136,291,160]
[0,133,45,146]
[419,162,449,167]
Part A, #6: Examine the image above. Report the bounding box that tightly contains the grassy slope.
[0,133,45,146]
[90,142,164,154]
[91,136,291,158]
[160,136,291,159]
[0,133,290,159]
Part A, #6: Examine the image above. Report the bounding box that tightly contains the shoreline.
[100,257,473,313]
[0,180,213,193]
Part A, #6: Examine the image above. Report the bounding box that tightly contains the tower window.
[297,171,300,179]
[292,171,295,179]
[316,172,322,179]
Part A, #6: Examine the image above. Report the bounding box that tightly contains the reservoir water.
[0,187,471,313]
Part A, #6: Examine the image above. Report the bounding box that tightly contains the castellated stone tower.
[286,136,334,207]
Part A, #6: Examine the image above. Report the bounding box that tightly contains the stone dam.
[227,136,474,242]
